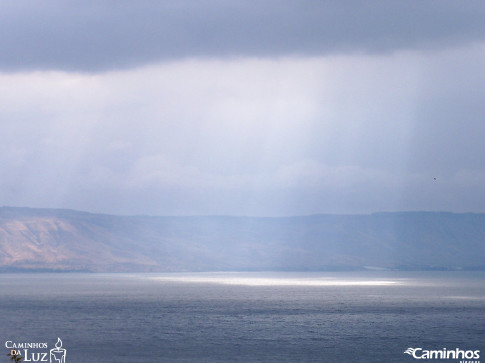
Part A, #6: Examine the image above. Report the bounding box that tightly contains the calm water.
[0,272,484,362]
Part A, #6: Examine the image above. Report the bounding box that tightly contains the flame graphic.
[404,348,415,355]
[55,337,62,350]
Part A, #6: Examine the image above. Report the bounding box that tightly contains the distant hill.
[0,207,484,272]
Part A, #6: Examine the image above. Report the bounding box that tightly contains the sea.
[0,271,484,362]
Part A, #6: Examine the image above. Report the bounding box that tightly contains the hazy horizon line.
[1,205,483,219]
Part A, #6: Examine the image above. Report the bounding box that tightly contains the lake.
[0,271,484,362]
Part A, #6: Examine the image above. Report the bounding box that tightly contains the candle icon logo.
[50,337,67,363]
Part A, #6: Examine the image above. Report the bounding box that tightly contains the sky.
[1,0,485,216]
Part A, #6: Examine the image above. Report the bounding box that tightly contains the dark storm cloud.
[2,0,485,72]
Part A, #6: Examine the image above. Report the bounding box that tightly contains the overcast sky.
[1,1,484,216]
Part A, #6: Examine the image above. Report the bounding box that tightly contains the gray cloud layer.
[1,2,484,216]
[1,50,484,216]
[2,0,485,71]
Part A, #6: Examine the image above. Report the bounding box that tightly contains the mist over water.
[0,272,484,362]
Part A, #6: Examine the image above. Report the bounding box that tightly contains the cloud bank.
[1,1,485,72]
[1,46,484,215]
[1,2,484,215]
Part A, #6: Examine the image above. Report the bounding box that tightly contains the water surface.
[0,271,484,362]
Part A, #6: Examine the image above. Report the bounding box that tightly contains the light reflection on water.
[151,274,402,286]
[146,271,485,289]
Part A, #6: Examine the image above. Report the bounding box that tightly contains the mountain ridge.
[0,207,484,272]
